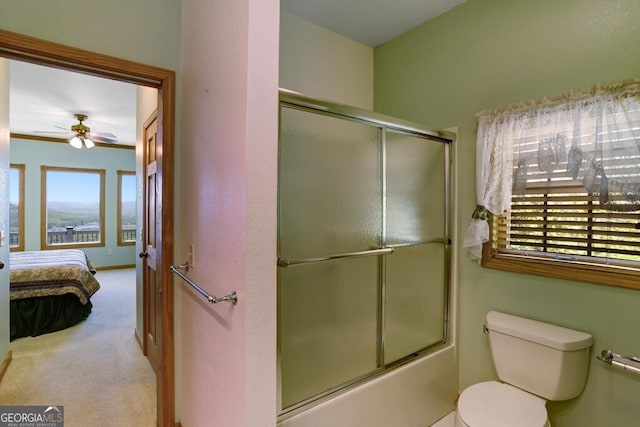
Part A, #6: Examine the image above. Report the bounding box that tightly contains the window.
[41,166,105,249]
[10,164,25,251]
[117,170,136,245]
[465,80,640,289]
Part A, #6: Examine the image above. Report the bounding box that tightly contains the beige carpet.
[0,268,156,427]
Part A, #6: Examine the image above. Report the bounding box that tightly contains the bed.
[9,249,100,341]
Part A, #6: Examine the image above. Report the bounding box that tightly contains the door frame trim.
[0,29,175,427]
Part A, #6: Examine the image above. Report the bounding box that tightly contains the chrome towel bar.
[277,247,394,268]
[170,263,238,305]
[597,349,640,375]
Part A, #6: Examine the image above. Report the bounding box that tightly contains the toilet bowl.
[454,311,593,427]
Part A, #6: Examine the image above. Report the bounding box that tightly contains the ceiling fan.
[36,113,119,148]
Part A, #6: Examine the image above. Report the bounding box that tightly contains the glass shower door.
[383,131,447,364]
[277,94,452,414]
[278,107,382,409]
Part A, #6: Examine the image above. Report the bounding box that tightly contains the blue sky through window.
[47,171,100,203]
[121,174,136,203]
[10,168,19,204]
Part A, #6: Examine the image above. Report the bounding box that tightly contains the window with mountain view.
[41,166,105,249]
[118,170,136,245]
[10,164,25,251]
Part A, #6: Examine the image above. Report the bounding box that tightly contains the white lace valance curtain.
[463,79,640,262]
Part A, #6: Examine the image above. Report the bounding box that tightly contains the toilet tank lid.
[486,311,593,351]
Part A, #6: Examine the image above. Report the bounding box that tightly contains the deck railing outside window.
[10,227,136,247]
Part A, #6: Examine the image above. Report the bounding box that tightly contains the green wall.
[11,138,136,268]
[0,0,181,71]
[374,0,640,425]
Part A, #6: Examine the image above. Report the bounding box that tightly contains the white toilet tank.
[486,311,593,401]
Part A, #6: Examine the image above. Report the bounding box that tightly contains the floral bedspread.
[10,249,100,304]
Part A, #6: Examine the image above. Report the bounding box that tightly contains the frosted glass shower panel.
[279,256,380,408]
[279,107,381,259]
[386,131,446,245]
[277,91,452,415]
[384,244,446,364]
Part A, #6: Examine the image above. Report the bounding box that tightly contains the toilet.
[455,311,593,427]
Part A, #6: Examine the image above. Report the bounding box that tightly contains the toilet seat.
[456,381,550,427]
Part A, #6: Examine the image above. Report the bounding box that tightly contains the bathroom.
[2,0,638,425]
[278,0,640,426]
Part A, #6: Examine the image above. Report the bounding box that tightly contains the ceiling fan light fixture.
[68,113,95,149]
[69,136,83,149]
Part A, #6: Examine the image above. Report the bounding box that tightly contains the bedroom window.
[463,79,640,289]
[41,166,106,249]
[117,170,136,246]
[10,164,25,252]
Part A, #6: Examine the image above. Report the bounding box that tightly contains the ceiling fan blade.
[32,125,71,136]
[90,132,118,144]
[33,130,71,135]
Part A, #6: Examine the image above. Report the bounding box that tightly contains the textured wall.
[178,0,278,425]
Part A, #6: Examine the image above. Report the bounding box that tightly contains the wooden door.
[142,112,162,377]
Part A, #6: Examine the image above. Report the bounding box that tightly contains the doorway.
[0,29,175,426]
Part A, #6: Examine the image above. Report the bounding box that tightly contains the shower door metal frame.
[277,89,454,419]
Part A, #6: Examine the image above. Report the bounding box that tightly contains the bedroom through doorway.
[9,56,157,418]
[0,29,176,426]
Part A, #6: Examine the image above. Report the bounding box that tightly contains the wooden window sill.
[481,243,640,290]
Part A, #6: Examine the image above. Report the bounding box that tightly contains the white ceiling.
[9,61,138,146]
[8,0,465,145]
